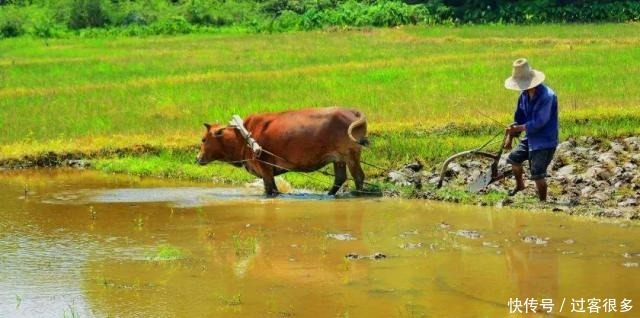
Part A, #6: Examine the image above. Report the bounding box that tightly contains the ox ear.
[212,127,225,138]
[204,123,211,130]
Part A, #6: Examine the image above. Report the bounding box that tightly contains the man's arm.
[504,98,526,150]
[506,96,553,136]
[523,95,553,134]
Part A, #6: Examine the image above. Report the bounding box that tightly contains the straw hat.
[504,58,545,91]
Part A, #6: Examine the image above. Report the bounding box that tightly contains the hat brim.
[504,70,545,91]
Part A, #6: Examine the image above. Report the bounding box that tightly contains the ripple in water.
[42,187,333,208]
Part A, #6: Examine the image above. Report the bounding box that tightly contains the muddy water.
[1,170,638,317]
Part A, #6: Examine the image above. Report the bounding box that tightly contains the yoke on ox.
[196,108,369,196]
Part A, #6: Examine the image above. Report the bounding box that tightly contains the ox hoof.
[265,191,281,198]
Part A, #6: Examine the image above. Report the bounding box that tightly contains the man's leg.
[507,142,529,196]
[529,148,556,202]
[511,163,526,196]
[534,179,548,201]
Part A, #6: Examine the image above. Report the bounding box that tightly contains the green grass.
[1,24,639,187]
[149,244,185,261]
[93,149,334,189]
[216,293,242,306]
[231,233,259,257]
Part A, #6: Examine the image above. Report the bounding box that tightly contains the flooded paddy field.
[0,169,638,317]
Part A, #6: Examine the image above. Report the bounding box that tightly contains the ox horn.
[212,127,225,137]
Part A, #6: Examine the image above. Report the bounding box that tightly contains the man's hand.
[505,124,526,136]
[503,136,513,151]
[504,123,525,151]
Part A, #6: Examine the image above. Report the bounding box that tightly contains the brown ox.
[197,107,368,196]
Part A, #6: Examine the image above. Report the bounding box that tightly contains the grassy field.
[1,23,639,189]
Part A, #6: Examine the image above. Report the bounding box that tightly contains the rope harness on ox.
[220,115,382,195]
[228,115,262,158]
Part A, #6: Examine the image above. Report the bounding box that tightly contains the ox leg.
[347,154,365,193]
[263,175,279,197]
[259,164,279,197]
[329,162,347,195]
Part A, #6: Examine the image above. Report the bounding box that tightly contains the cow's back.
[244,107,364,170]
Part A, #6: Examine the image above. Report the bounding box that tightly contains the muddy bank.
[387,136,640,219]
[0,144,197,169]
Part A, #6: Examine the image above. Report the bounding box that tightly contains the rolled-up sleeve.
[525,96,553,134]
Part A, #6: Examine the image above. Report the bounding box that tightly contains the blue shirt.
[514,84,559,151]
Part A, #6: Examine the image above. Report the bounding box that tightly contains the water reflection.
[0,170,638,317]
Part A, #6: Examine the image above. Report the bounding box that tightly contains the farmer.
[503,58,558,201]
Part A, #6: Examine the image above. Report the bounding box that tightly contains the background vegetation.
[1,24,639,189]
[1,0,639,38]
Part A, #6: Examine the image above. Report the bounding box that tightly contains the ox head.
[196,123,229,165]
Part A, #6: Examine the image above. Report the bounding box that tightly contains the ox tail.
[347,113,370,147]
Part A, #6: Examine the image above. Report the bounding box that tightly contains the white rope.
[229,115,262,157]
